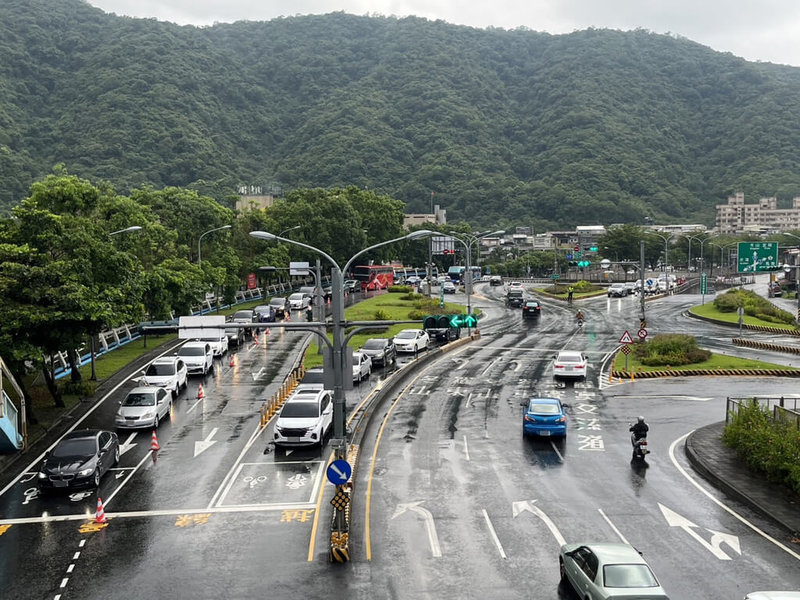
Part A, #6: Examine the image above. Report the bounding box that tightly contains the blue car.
[522,397,567,438]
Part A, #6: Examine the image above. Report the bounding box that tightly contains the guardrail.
[726,396,800,424]
[259,365,306,427]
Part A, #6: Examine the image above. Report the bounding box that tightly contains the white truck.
[178,315,228,356]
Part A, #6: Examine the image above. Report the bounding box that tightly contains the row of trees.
[0,171,417,411]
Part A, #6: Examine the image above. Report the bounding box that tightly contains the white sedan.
[553,350,588,379]
[352,351,372,383]
[394,329,429,353]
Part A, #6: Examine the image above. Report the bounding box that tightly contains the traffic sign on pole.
[618,330,634,344]
[637,328,648,339]
[327,459,352,484]
[737,242,778,272]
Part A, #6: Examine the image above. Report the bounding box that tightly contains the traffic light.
[589,246,598,252]
[448,314,479,327]
[423,314,479,328]
[577,260,591,268]
[568,261,577,267]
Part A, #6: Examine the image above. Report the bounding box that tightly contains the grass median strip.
[689,302,798,330]
[613,347,798,373]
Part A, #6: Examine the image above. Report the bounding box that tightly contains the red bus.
[353,265,395,291]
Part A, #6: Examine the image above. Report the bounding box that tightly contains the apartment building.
[716,192,800,233]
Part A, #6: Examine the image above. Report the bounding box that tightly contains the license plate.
[540,430,550,436]
[53,480,68,488]
[287,437,303,443]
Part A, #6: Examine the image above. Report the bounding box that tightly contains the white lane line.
[480,357,501,376]
[207,418,270,509]
[482,509,507,559]
[0,342,184,499]
[669,432,800,561]
[465,393,472,408]
[549,440,564,462]
[463,435,470,461]
[598,508,630,544]
[104,449,155,508]
[66,564,74,574]
[72,552,80,560]
[78,540,86,548]
[186,397,204,414]
[59,579,68,589]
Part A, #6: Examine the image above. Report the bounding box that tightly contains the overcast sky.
[87,1,800,67]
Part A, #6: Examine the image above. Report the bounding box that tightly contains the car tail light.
[524,415,536,422]
[554,365,564,369]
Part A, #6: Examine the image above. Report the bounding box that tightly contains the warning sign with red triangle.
[618,330,634,344]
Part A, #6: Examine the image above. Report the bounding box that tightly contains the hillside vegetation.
[2,1,800,226]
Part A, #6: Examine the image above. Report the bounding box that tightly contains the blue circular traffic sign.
[326,459,352,484]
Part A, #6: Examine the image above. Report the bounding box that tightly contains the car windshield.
[525,303,539,308]
[123,393,156,407]
[146,363,175,376]
[558,354,582,363]
[603,564,659,588]
[529,402,559,414]
[280,402,320,418]
[254,306,270,313]
[362,340,385,349]
[178,347,204,356]
[51,438,96,457]
[270,298,285,306]
[233,311,252,320]
[289,293,303,300]
[396,331,416,340]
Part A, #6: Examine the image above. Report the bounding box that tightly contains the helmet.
[637,416,645,423]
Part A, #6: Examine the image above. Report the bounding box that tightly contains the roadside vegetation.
[723,401,800,495]
[535,279,606,300]
[613,334,797,373]
[689,289,797,329]
[303,289,468,368]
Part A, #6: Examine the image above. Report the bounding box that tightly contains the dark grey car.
[360,338,396,367]
[38,430,119,491]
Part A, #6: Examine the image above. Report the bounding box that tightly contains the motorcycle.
[631,431,649,461]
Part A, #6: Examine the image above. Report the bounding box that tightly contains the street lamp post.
[278,225,301,238]
[198,225,232,266]
[451,230,504,316]
[109,225,142,236]
[648,231,672,274]
[249,229,434,449]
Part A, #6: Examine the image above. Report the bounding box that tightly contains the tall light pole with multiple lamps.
[249,229,434,450]
[647,231,672,274]
[451,230,504,316]
[198,225,232,266]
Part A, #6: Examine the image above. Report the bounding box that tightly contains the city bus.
[447,266,482,283]
[352,265,395,291]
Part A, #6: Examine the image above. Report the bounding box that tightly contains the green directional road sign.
[700,272,707,294]
[737,241,779,272]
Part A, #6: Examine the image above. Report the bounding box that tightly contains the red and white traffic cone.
[95,496,107,523]
[253,335,259,346]
[150,430,160,451]
[197,384,205,399]
[229,356,235,368]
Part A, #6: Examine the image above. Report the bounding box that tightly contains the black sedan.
[522,300,542,319]
[360,338,397,367]
[37,430,119,491]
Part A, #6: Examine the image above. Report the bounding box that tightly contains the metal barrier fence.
[259,365,306,427]
[726,396,800,424]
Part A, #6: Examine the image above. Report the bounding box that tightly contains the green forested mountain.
[2,0,800,228]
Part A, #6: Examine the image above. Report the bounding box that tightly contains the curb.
[687,310,800,336]
[685,423,800,535]
[612,368,800,379]
[732,337,800,355]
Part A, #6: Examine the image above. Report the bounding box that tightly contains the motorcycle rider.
[575,309,585,325]
[630,416,649,457]
[630,416,649,440]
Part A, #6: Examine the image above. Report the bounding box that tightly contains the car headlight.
[78,468,94,477]
[142,411,155,419]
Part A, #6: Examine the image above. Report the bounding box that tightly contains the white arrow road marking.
[251,367,265,381]
[659,503,741,560]
[329,463,348,482]
[511,500,567,546]
[392,501,442,557]
[194,428,219,457]
[118,433,137,457]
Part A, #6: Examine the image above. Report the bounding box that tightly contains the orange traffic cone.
[150,430,160,451]
[253,335,259,345]
[229,356,235,368]
[95,496,107,523]
[197,384,205,399]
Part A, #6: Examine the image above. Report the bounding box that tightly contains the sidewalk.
[0,337,178,489]
[685,422,800,536]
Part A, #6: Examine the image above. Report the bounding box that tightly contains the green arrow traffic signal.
[449,314,479,327]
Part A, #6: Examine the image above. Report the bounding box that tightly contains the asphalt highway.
[0,287,798,599]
